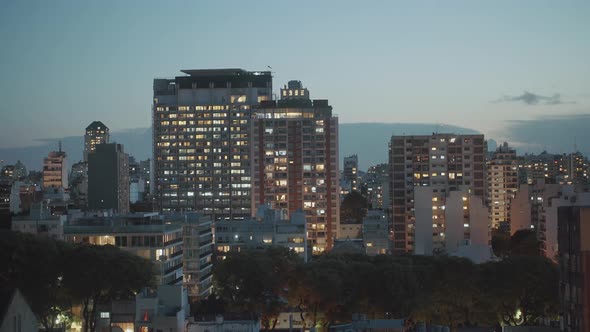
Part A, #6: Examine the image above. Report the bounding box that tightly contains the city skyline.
[1,1,589,154]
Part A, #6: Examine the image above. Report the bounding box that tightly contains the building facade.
[558,206,590,332]
[487,142,519,230]
[215,204,308,260]
[166,213,213,302]
[84,121,110,162]
[88,143,130,214]
[251,81,339,252]
[389,134,486,254]
[152,69,272,218]
[42,149,68,189]
[343,155,359,192]
[64,213,184,286]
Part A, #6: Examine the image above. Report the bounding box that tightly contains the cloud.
[492,91,575,105]
[493,113,590,155]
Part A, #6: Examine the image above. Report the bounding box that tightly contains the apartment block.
[84,121,110,162]
[42,149,68,190]
[251,81,339,252]
[487,142,519,229]
[88,143,130,214]
[389,134,486,254]
[152,69,272,219]
[558,206,590,332]
[343,155,359,192]
[215,204,308,260]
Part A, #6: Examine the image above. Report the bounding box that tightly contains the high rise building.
[88,143,130,214]
[487,142,519,230]
[364,163,389,209]
[153,69,272,219]
[343,155,359,192]
[558,206,590,332]
[42,146,68,190]
[389,134,486,254]
[251,80,339,252]
[84,121,110,162]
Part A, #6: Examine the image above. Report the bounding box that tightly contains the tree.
[340,191,368,223]
[213,247,301,331]
[62,244,155,332]
[0,231,71,332]
[510,230,542,257]
[480,256,558,325]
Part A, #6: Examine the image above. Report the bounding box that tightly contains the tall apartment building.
[558,206,590,332]
[389,134,486,254]
[364,163,389,209]
[88,143,130,214]
[84,121,110,162]
[343,155,359,192]
[153,69,272,219]
[42,147,68,189]
[251,81,339,252]
[487,142,519,230]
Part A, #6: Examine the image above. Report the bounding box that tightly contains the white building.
[414,188,489,256]
[135,285,189,332]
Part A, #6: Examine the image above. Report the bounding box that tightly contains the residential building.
[558,206,590,332]
[84,121,110,162]
[215,204,308,261]
[413,188,489,256]
[363,210,390,255]
[389,134,486,254]
[135,285,190,332]
[487,142,519,230]
[64,213,184,285]
[69,161,88,209]
[152,68,272,218]
[166,212,213,302]
[511,181,590,259]
[344,154,359,192]
[42,147,68,189]
[363,163,389,210]
[88,143,130,214]
[11,201,67,240]
[251,81,339,252]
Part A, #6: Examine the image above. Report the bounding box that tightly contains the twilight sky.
[1,1,589,153]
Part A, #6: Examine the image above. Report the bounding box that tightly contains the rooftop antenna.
[574,136,578,153]
[58,140,62,153]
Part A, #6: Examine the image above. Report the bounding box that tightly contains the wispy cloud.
[492,91,575,105]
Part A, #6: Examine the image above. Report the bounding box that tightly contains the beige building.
[389,134,486,254]
[251,81,339,252]
[42,148,68,189]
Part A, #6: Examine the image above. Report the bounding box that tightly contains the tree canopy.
[0,230,155,332]
[205,249,559,330]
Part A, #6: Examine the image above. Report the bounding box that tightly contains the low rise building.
[135,285,190,332]
[363,210,390,255]
[215,205,307,261]
[64,213,184,285]
[11,201,66,240]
